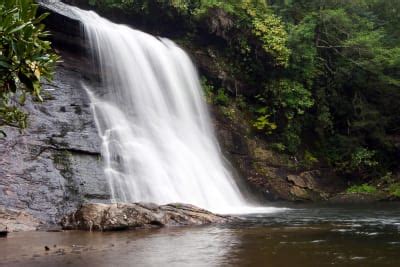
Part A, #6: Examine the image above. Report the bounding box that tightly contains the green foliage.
[270,142,286,152]
[0,0,59,129]
[254,79,313,153]
[346,184,378,194]
[220,106,235,120]
[267,0,400,178]
[380,172,394,184]
[200,76,214,103]
[332,146,379,177]
[236,95,247,110]
[388,183,400,198]
[0,104,28,128]
[350,148,379,171]
[265,79,313,118]
[253,114,277,134]
[303,150,318,168]
[240,0,290,66]
[200,77,229,106]
[281,123,301,154]
[214,88,229,106]
[286,14,318,86]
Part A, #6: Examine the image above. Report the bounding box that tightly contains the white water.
[68,6,282,214]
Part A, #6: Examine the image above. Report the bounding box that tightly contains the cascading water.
[54,4,281,214]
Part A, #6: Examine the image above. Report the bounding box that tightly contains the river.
[1,203,400,266]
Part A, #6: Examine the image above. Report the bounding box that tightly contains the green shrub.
[0,0,59,129]
[388,183,400,198]
[200,77,230,106]
[270,142,286,152]
[200,76,214,103]
[346,184,378,194]
[214,88,229,106]
[302,150,318,168]
[252,106,277,134]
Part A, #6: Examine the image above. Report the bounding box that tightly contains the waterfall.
[58,5,278,214]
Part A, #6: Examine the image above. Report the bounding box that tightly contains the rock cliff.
[0,50,111,229]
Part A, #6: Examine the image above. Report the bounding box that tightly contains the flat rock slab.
[61,203,233,231]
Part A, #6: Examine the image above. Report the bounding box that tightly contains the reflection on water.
[0,227,237,267]
[1,204,400,267]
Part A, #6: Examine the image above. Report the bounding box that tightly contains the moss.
[252,146,296,170]
[220,106,235,120]
[252,162,275,178]
[53,150,72,174]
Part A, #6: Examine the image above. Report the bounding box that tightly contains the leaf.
[32,12,49,24]
[6,22,31,34]
[32,80,42,101]
[0,60,10,68]
[2,7,18,17]
[29,61,40,80]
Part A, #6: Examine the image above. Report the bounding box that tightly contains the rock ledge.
[0,206,41,233]
[61,203,232,231]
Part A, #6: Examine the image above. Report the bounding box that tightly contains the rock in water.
[61,203,233,231]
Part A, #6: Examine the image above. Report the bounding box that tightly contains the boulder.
[287,174,311,189]
[0,206,40,232]
[61,203,233,231]
[289,186,310,199]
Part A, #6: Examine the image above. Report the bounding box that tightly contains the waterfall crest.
[67,7,267,213]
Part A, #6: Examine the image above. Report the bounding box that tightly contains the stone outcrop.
[61,203,232,231]
[0,206,40,232]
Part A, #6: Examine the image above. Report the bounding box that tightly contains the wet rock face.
[61,203,232,231]
[0,51,110,228]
